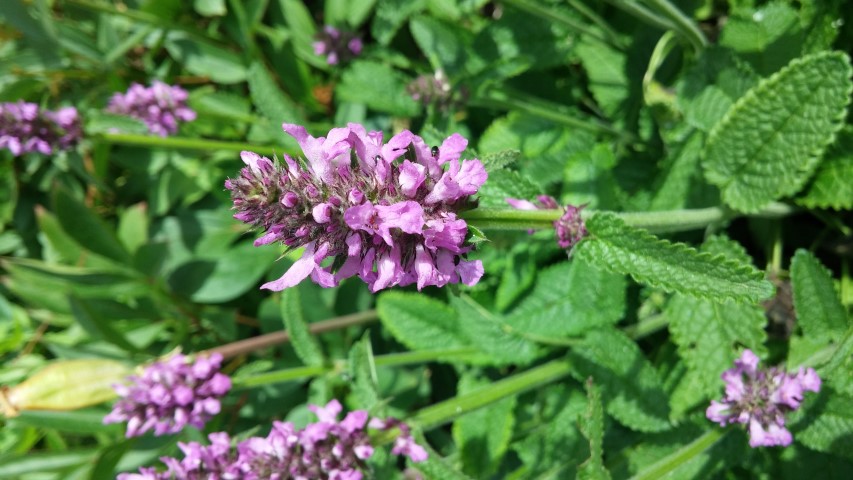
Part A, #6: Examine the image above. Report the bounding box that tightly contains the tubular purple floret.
[226,123,487,293]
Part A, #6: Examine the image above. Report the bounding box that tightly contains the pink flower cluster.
[313,26,363,65]
[0,101,81,156]
[226,123,487,292]
[106,80,196,136]
[117,400,427,480]
[706,350,821,447]
[103,353,232,438]
[506,195,587,251]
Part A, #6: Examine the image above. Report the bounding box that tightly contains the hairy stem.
[628,429,727,480]
[93,132,287,156]
[462,203,796,234]
[643,0,708,52]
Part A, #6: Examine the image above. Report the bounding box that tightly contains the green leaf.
[0,451,97,477]
[69,296,139,353]
[702,51,853,212]
[52,188,131,265]
[667,236,768,399]
[480,149,520,170]
[7,410,120,435]
[412,447,474,480]
[575,36,630,119]
[795,390,853,460]
[676,46,759,131]
[504,260,625,338]
[167,241,277,303]
[247,61,304,124]
[377,292,468,351]
[450,294,539,366]
[372,0,425,45]
[574,213,774,303]
[117,203,149,255]
[650,130,705,211]
[347,333,379,411]
[577,378,611,480]
[85,111,148,135]
[512,384,588,477]
[798,127,853,210]
[0,158,17,230]
[820,326,853,396]
[452,373,516,477]
[719,2,805,76]
[280,288,325,366]
[568,328,671,432]
[164,35,248,84]
[410,16,479,77]
[476,169,543,209]
[194,0,227,16]
[791,250,849,339]
[336,61,420,116]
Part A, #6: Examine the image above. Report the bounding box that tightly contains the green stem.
[93,132,289,156]
[567,0,625,47]
[408,359,572,430]
[461,203,796,234]
[502,0,624,50]
[232,347,481,389]
[603,0,677,32]
[628,429,727,480]
[624,314,669,340]
[642,0,707,52]
[471,88,632,142]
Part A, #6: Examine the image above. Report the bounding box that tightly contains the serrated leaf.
[703,51,853,212]
[577,378,611,480]
[280,288,325,366]
[795,390,853,460]
[791,250,849,340]
[650,130,705,210]
[513,385,588,478]
[480,149,520,170]
[568,328,671,432]
[575,213,774,303]
[667,236,768,399]
[798,127,853,210]
[476,169,543,209]
[450,294,539,366]
[247,61,303,124]
[376,292,468,351]
[336,61,420,116]
[821,326,853,396]
[452,373,516,477]
[504,260,625,338]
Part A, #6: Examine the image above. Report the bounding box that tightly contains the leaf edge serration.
[702,50,853,213]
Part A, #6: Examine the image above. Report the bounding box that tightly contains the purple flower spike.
[226,124,487,292]
[104,353,231,438]
[314,26,363,65]
[106,80,196,136]
[120,399,428,479]
[506,195,587,252]
[0,101,81,156]
[706,349,821,448]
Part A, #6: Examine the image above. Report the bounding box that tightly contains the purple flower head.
[106,80,196,136]
[706,349,821,447]
[0,101,82,156]
[314,26,363,65]
[104,353,231,438]
[120,399,427,479]
[506,195,587,252]
[226,124,487,292]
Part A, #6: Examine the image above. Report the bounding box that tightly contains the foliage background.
[1,0,852,478]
